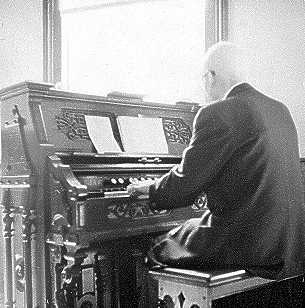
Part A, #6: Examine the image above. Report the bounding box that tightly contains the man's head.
[202,41,249,103]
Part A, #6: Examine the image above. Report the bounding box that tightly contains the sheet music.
[85,115,122,153]
[117,116,168,154]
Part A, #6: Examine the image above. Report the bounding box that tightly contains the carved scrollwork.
[107,201,169,220]
[55,109,192,146]
[55,109,90,140]
[163,118,192,145]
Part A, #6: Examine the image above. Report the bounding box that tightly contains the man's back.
[192,83,305,279]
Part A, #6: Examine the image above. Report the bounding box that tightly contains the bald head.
[202,41,250,102]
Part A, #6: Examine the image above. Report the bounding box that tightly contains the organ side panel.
[0,86,42,307]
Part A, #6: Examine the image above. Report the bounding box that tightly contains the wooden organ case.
[0,82,207,308]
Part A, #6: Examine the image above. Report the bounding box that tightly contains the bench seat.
[149,267,303,307]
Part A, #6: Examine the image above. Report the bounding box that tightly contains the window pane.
[60,0,205,104]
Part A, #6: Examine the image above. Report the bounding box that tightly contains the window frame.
[43,0,228,85]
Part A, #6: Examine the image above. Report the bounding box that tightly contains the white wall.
[0,0,44,89]
[227,0,305,155]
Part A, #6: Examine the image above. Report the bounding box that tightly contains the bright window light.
[60,0,206,104]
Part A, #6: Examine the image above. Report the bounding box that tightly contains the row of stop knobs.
[107,176,156,186]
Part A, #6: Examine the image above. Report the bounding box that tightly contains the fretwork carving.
[106,196,206,220]
[55,108,118,143]
[55,110,192,146]
[107,201,169,220]
[163,118,192,145]
[55,109,90,140]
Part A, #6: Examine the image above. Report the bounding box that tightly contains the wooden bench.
[149,267,304,307]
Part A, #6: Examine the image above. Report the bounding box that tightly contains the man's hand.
[127,179,155,199]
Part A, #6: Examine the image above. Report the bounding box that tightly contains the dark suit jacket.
[149,83,305,279]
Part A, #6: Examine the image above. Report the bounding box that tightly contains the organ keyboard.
[46,152,206,246]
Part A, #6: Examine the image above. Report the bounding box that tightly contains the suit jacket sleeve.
[149,105,239,210]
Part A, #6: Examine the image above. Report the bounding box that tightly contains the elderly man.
[127,41,305,280]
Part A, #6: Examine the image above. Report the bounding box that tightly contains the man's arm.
[128,105,237,209]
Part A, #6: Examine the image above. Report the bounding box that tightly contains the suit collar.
[225,82,255,99]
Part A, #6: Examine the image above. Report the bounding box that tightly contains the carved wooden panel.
[55,109,91,141]
[55,109,192,147]
[106,201,169,220]
[163,117,192,145]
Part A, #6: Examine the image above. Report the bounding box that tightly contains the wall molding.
[205,0,228,50]
[43,0,61,83]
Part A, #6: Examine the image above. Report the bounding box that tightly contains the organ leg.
[132,248,148,308]
[57,247,88,308]
[21,207,36,308]
[2,188,15,308]
[95,252,112,308]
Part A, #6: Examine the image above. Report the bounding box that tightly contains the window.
[45,0,224,104]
